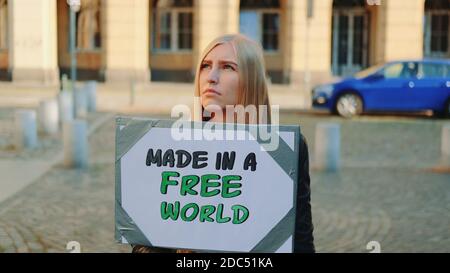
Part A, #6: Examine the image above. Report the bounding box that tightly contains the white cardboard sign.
[115,118,300,253]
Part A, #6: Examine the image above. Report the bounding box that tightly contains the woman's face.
[199,43,239,110]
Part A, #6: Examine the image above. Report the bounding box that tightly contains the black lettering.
[162,149,175,167]
[222,151,236,170]
[193,151,208,169]
[215,153,221,170]
[243,153,257,171]
[176,150,191,168]
[146,149,162,167]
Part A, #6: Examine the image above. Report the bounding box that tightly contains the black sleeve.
[293,135,315,253]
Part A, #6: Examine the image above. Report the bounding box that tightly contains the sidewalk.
[0,81,312,114]
[0,111,114,206]
[1,82,449,253]
[1,113,448,252]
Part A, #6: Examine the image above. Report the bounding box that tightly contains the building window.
[429,15,448,54]
[158,12,171,50]
[76,0,101,51]
[331,0,370,76]
[0,0,7,51]
[153,0,193,52]
[239,0,280,52]
[333,0,366,8]
[424,0,450,58]
[178,12,192,50]
[262,13,279,51]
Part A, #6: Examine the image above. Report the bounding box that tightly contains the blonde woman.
[133,34,314,253]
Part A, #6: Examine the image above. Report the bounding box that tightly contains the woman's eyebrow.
[202,59,237,66]
[220,60,238,66]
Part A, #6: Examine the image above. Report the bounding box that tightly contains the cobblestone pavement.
[0,111,449,253]
[0,107,111,204]
[0,110,134,253]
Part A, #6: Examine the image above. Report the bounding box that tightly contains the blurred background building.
[0,0,448,86]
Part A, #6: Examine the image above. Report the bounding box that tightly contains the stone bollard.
[85,81,97,112]
[74,87,88,118]
[38,98,59,135]
[58,90,74,123]
[61,74,70,91]
[63,120,88,168]
[442,124,450,165]
[314,123,340,171]
[14,110,38,150]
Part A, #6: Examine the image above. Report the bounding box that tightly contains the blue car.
[312,59,450,118]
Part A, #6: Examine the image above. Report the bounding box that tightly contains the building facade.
[0,0,448,86]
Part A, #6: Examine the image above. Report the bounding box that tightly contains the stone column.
[103,0,150,83]
[287,0,333,106]
[374,0,424,63]
[193,0,239,70]
[9,0,59,85]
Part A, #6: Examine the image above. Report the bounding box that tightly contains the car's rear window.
[418,63,446,78]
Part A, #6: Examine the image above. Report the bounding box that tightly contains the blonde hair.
[193,34,271,124]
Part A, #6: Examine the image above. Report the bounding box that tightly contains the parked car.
[312,59,450,118]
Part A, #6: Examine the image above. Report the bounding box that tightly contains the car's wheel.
[335,93,363,118]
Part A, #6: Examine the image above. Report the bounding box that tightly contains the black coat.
[294,135,315,253]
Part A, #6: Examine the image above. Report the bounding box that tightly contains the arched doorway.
[331,0,371,76]
[57,0,103,81]
[424,0,450,58]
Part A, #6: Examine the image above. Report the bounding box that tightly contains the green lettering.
[180,175,199,196]
[180,203,199,222]
[161,201,180,221]
[221,175,242,198]
[160,171,180,194]
[199,205,216,223]
[216,203,231,223]
[232,205,249,224]
[200,174,221,197]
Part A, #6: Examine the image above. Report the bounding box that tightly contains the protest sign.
[115,117,301,252]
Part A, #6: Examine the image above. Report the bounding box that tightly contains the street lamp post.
[304,0,314,109]
[67,0,80,117]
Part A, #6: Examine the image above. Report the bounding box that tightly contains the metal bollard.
[314,123,340,171]
[14,110,38,150]
[63,120,88,168]
[58,90,74,123]
[38,99,59,135]
[74,87,88,118]
[442,124,450,165]
[85,81,97,112]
